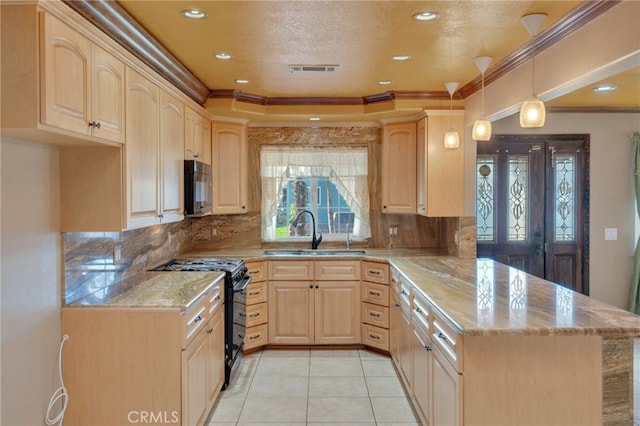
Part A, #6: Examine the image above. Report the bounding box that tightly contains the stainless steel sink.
[262,250,366,256]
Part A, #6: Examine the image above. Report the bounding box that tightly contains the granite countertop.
[389,257,640,337]
[181,248,640,337]
[67,271,225,312]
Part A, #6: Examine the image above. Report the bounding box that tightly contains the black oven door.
[184,160,212,216]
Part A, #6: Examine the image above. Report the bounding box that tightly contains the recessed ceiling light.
[181,9,207,19]
[593,84,617,93]
[392,55,411,61]
[378,80,392,85]
[309,117,321,121]
[214,53,232,60]
[234,79,250,84]
[412,12,439,21]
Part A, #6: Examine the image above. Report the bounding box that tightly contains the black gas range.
[151,258,251,389]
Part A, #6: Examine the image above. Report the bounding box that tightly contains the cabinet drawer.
[206,281,224,316]
[390,267,401,294]
[244,324,268,351]
[362,261,390,284]
[411,289,431,335]
[246,260,267,282]
[245,281,267,305]
[182,297,208,348]
[431,311,463,372]
[362,281,389,306]
[362,302,389,328]
[362,324,389,351]
[315,260,361,280]
[268,260,314,280]
[245,302,268,328]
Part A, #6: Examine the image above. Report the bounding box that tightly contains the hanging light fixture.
[472,56,493,141]
[444,82,460,149]
[519,13,547,128]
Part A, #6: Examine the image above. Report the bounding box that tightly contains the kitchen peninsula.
[62,250,639,425]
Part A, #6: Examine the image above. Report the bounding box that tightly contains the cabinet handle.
[369,312,381,317]
[391,278,398,283]
[315,285,319,289]
[194,153,200,158]
[206,328,213,334]
[369,290,381,296]
[194,315,203,323]
[249,312,260,318]
[248,291,260,296]
[158,213,164,219]
[309,285,313,289]
[238,312,246,318]
[415,307,422,314]
[249,270,260,275]
[88,121,101,129]
[369,334,381,340]
[437,332,447,341]
[242,206,246,209]
[214,295,221,300]
[395,303,400,307]
[401,289,408,296]
[249,334,260,340]
[368,270,381,276]
[424,344,432,351]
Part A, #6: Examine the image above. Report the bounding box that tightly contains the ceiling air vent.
[289,64,339,73]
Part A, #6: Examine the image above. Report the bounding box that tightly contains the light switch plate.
[604,228,618,241]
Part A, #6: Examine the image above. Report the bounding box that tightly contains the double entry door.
[476,135,589,294]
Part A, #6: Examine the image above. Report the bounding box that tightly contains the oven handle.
[234,275,252,292]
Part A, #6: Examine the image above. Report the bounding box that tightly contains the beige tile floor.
[208,340,640,426]
[206,348,420,426]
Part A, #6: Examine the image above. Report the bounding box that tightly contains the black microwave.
[184,160,212,216]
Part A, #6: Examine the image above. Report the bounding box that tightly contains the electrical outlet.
[113,245,122,263]
[389,225,399,235]
[604,228,618,241]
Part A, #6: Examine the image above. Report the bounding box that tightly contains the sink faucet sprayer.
[292,210,322,249]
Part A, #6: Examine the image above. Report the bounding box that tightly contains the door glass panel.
[476,156,496,242]
[554,154,576,242]
[507,155,529,241]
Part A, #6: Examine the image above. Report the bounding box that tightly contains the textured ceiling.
[117,0,638,120]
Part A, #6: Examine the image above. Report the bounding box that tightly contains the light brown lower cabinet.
[268,260,361,345]
[61,282,225,426]
[403,287,603,426]
[268,280,361,344]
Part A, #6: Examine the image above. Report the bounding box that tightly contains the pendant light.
[444,81,460,149]
[519,13,547,128]
[472,56,493,141]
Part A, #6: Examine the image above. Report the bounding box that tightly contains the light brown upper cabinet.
[1,5,125,145]
[126,68,185,229]
[211,121,248,215]
[417,111,465,217]
[185,107,211,164]
[382,122,417,214]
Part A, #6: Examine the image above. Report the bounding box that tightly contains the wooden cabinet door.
[41,12,91,135]
[211,122,247,214]
[399,307,414,393]
[159,90,184,223]
[423,111,464,217]
[268,281,313,344]
[412,325,432,425]
[390,291,401,366]
[185,107,204,161]
[432,346,462,426]
[382,121,416,214]
[416,117,427,215]
[206,309,224,409]
[314,281,361,344]
[125,67,160,229]
[203,118,212,165]
[91,44,125,143]
[182,329,208,426]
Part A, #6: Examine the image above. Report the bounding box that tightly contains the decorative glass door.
[476,136,589,294]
